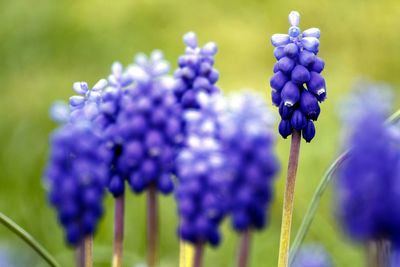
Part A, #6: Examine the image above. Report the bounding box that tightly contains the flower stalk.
[367,239,391,267]
[278,130,301,267]
[192,244,204,267]
[84,236,93,267]
[76,242,84,267]
[112,195,125,267]
[236,230,252,267]
[147,184,158,267]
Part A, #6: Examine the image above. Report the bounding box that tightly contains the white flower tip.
[284,101,294,107]
[111,62,123,76]
[50,101,69,123]
[72,81,89,95]
[271,34,290,47]
[288,11,300,26]
[92,79,107,91]
[183,31,197,48]
[317,88,326,95]
[150,50,164,62]
[202,42,218,56]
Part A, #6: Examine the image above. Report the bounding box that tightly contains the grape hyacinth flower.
[291,244,332,267]
[174,32,220,111]
[176,94,229,267]
[271,11,326,267]
[45,115,110,262]
[336,85,400,266]
[219,93,279,267]
[270,11,326,142]
[115,51,182,267]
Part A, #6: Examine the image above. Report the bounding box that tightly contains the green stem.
[0,211,61,267]
[288,109,400,265]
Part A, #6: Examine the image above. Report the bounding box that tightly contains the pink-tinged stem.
[192,243,204,267]
[112,195,125,267]
[236,229,252,267]
[84,235,93,267]
[367,239,391,267]
[76,241,85,267]
[278,130,301,267]
[147,185,158,267]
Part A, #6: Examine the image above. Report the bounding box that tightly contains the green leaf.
[0,212,62,267]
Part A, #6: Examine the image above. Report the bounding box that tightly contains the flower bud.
[278,57,296,74]
[279,120,292,138]
[307,72,326,101]
[291,110,307,130]
[299,50,316,67]
[271,34,290,47]
[281,81,300,106]
[270,71,289,90]
[291,65,311,84]
[302,120,316,142]
[300,90,320,120]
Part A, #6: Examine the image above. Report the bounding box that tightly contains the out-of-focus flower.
[116,51,183,195]
[45,117,111,246]
[176,94,228,246]
[291,244,332,267]
[219,92,279,231]
[270,11,326,142]
[176,91,280,245]
[336,84,400,245]
[174,32,220,110]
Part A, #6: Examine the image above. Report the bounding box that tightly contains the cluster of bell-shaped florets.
[174,32,220,110]
[336,84,400,245]
[115,52,183,195]
[291,244,332,267]
[45,115,111,246]
[176,92,280,245]
[176,93,229,246]
[270,11,326,142]
[219,93,280,231]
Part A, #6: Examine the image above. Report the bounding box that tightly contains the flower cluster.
[291,244,332,267]
[174,32,220,110]
[219,93,279,231]
[270,11,326,142]
[336,86,400,244]
[176,92,280,244]
[115,52,183,195]
[176,94,229,246]
[45,120,110,246]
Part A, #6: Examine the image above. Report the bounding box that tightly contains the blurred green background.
[1,0,400,266]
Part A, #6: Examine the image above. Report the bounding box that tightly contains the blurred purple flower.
[219,92,280,231]
[270,11,326,142]
[336,84,400,245]
[174,32,220,110]
[291,244,332,267]
[45,119,111,246]
[176,91,280,245]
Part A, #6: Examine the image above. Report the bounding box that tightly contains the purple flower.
[336,84,400,245]
[176,94,229,246]
[291,244,332,267]
[176,92,280,244]
[115,51,183,195]
[270,11,326,142]
[174,32,220,110]
[219,92,280,231]
[45,119,111,246]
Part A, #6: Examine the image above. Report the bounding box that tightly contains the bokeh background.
[1,0,400,266]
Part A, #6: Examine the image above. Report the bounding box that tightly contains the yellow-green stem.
[84,236,93,267]
[278,130,301,267]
